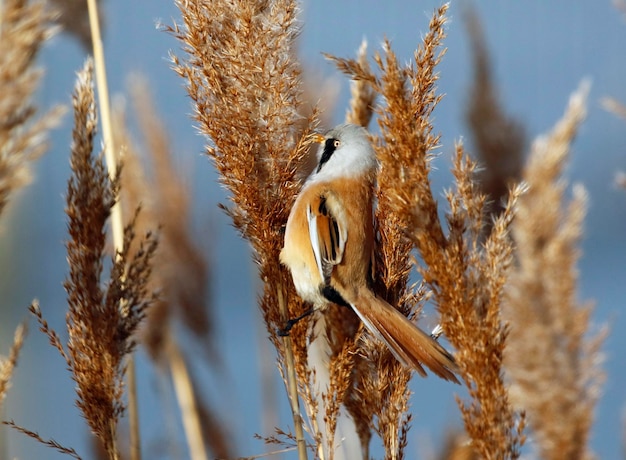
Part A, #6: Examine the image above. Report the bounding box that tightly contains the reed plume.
[168,2,321,458]
[168,0,312,345]
[113,76,213,361]
[0,0,611,458]
[168,1,608,459]
[437,431,478,460]
[320,6,454,458]
[328,4,526,458]
[504,81,604,460]
[0,322,27,407]
[47,0,103,50]
[601,97,626,120]
[0,0,64,215]
[170,0,446,456]
[464,8,525,228]
[112,77,230,460]
[371,8,525,457]
[345,39,376,129]
[24,59,158,460]
[3,418,83,459]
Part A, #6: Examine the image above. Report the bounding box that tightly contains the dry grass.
[164,1,608,459]
[0,0,62,447]
[464,8,525,229]
[111,76,231,460]
[328,5,525,458]
[168,0,312,349]
[345,39,376,129]
[601,97,626,120]
[437,431,478,460]
[0,1,610,459]
[4,418,83,459]
[504,81,605,460]
[0,322,27,407]
[11,60,158,460]
[463,13,607,457]
[330,11,452,458]
[47,0,103,50]
[0,0,64,215]
[113,76,213,362]
[168,1,317,457]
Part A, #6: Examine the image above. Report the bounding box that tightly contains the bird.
[280,123,459,382]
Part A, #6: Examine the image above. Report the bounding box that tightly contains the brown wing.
[306,193,347,284]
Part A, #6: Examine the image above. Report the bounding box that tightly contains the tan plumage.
[280,123,458,382]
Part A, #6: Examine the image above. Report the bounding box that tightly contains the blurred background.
[1,0,624,458]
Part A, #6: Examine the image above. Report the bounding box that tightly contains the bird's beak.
[311,133,325,144]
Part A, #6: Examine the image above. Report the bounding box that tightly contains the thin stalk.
[277,283,308,460]
[86,1,140,459]
[127,358,141,460]
[167,334,209,460]
[108,419,120,460]
[86,0,122,243]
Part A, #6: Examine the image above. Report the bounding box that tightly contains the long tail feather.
[352,289,460,383]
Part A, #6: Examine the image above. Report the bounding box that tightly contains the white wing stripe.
[306,204,324,281]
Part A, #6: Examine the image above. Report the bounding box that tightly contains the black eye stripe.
[316,138,338,173]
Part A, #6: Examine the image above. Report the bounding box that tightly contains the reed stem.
[277,283,308,460]
[86,1,140,459]
[167,334,208,460]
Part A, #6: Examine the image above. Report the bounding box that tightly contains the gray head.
[310,123,378,182]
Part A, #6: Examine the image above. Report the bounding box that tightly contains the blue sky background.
[1,1,625,459]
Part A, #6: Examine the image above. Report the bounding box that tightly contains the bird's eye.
[317,137,340,173]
